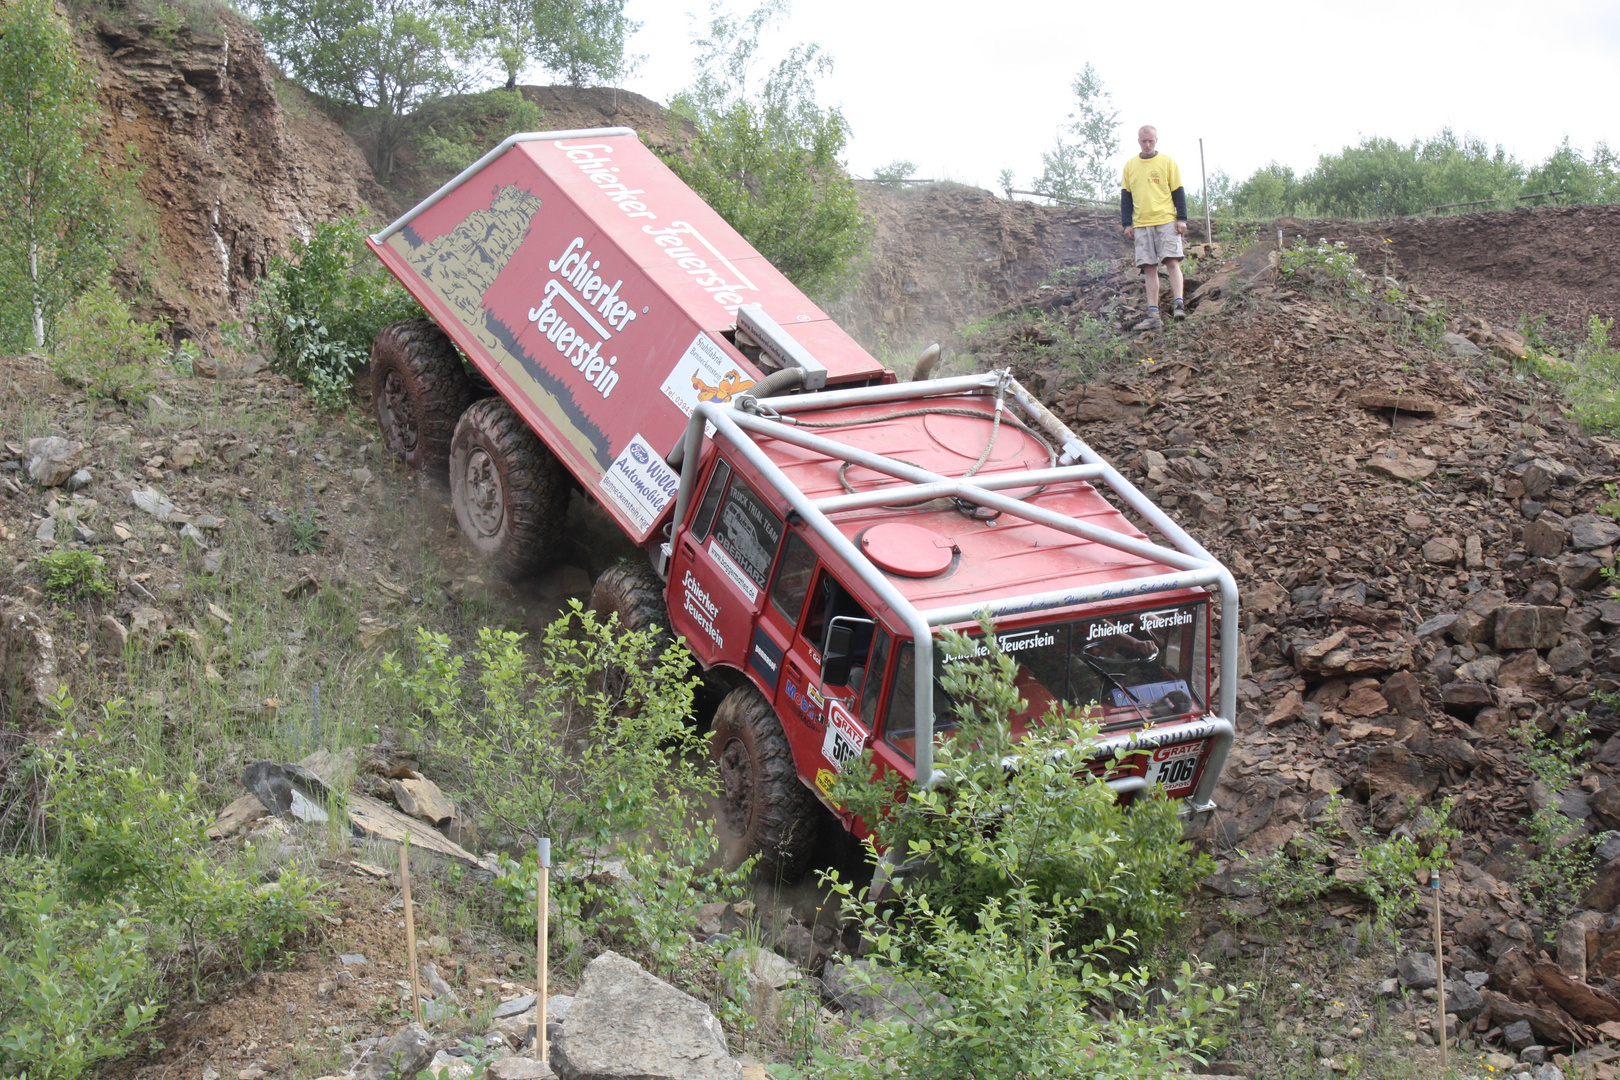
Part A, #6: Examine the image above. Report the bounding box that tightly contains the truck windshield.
[881,601,1209,761]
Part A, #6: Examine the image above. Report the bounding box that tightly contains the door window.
[709,476,784,601]
[689,459,732,542]
[769,531,818,625]
[803,569,875,688]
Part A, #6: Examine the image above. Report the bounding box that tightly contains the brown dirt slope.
[1282,205,1620,344]
[81,5,393,338]
[832,184,1123,355]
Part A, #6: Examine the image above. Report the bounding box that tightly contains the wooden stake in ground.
[402,834,422,1027]
[1199,138,1213,249]
[536,838,552,1062]
[1432,867,1447,1068]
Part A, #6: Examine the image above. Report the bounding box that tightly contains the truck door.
[667,457,783,671]
[777,564,878,793]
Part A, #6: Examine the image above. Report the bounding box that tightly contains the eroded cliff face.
[829,182,1124,355]
[81,4,391,337]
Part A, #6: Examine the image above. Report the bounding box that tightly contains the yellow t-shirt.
[1122,153,1182,227]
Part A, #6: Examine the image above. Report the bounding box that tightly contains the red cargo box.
[369,127,886,544]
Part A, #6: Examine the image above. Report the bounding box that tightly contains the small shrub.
[1567,317,1620,433]
[284,506,325,554]
[44,718,329,997]
[0,872,159,1080]
[382,605,747,977]
[35,551,115,601]
[817,621,1234,1079]
[252,217,422,410]
[1518,720,1597,922]
[1278,239,1371,302]
[1249,795,1458,932]
[51,278,165,402]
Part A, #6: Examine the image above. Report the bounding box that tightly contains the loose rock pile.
[975,244,1620,1063]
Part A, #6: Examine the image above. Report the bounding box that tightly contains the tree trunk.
[29,242,42,349]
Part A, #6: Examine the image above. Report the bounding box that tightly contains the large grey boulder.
[26,437,83,487]
[550,951,740,1080]
[359,1022,435,1080]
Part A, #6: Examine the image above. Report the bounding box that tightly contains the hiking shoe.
[1172,302,1187,320]
[1133,314,1162,331]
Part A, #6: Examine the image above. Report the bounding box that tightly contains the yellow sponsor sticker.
[815,769,836,797]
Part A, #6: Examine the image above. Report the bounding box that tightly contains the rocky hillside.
[965,240,1620,1073]
[80,2,391,339]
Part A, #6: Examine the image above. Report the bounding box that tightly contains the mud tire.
[588,560,670,640]
[449,397,569,579]
[588,560,674,703]
[370,319,474,476]
[712,685,822,882]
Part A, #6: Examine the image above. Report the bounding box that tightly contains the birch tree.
[0,0,120,350]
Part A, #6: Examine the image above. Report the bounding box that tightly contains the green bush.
[43,717,329,997]
[1566,317,1620,433]
[1277,239,1371,302]
[382,605,747,976]
[816,623,1231,1079]
[35,551,115,601]
[51,278,165,402]
[0,866,159,1080]
[1249,795,1458,932]
[252,216,422,409]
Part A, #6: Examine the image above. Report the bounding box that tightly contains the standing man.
[1121,125,1189,329]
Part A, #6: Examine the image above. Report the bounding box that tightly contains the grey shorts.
[1133,222,1184,266]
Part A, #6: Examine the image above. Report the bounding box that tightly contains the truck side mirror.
[822,616,873,687]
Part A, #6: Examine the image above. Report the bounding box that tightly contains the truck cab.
[663,371,1235,875]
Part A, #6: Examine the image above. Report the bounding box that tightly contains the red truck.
[366,127,1237,878]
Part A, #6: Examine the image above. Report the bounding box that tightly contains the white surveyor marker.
[536,837,551,1062]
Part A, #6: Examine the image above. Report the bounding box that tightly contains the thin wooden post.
[1199,138,1213,248]
[402,834,422,1027]
[1432,867,1447,1068]
[536,838,551,1062]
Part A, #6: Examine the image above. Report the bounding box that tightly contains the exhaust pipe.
[910,343,941,382]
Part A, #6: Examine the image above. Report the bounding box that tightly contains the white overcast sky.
[616,0,1620,196]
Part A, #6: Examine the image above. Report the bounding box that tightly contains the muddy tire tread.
[588,561,670,640]
[450,396,569,579]
[370,318,474,476]
[714,685,822,882]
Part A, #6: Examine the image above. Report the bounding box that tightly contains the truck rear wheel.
[712,685,822,882]
[449,397,569,578]
[370,319,473,476]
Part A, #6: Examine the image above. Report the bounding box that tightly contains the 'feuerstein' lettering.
[528,236,645,399]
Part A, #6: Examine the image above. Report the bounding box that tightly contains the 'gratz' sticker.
[1143,740,1204,798]
[821,701,867,772]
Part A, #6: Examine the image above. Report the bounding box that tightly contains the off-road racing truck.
[365,127,1238,878]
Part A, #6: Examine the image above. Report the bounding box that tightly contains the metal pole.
[1199,138,1213,248]
[1432,868,1447,1067]
[401,835,422,1027]
[537,838,551,1062]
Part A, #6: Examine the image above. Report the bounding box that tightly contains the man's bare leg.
[1144,263,1160,310]
[1165,258,1184,300]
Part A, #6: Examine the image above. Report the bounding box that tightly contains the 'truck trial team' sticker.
[599,433,678,534]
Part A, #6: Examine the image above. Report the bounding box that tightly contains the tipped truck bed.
[367,127,887,544]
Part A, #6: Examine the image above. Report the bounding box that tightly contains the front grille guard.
[665,369,1239,817]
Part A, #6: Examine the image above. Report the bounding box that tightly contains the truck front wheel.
[712,686,822,882]
[370,319,473,476]
[449,397,568,578]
